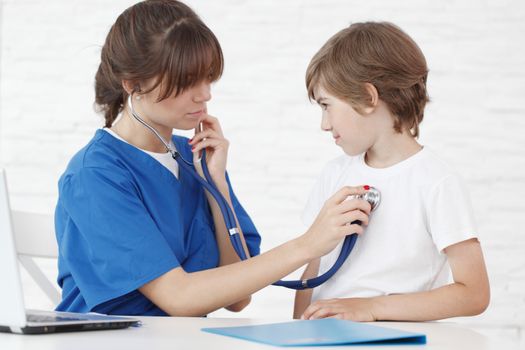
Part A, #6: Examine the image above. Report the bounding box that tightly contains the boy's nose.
[321,114,331,131]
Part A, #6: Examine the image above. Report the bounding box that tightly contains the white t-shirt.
[301,147,477,302]
[102,128,179,179]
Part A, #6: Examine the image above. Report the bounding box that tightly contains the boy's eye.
[320,103,328,110]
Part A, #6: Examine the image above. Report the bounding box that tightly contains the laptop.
[0,168,141,334]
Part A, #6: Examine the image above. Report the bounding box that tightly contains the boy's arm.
[293,258,320,319]
[301,238,490,321]
[372,238,490,321]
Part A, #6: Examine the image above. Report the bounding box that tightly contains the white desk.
[0,317,522,349]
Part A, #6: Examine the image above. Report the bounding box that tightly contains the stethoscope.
[127,93,381,290]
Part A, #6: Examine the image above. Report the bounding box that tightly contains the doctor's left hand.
[189,114,229,184]
[301,297,377,322]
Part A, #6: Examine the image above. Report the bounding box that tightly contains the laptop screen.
[0,169,29,328]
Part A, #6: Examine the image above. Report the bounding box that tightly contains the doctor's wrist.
[293,235,318,263]
[209,171,226,185]
[213,176,231,199]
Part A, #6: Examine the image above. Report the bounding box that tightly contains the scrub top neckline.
[95,129,184,185]
[103,128,179,179]
[102,127,176,156]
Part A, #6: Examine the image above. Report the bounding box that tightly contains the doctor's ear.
[361,83,379,115]
[121,80,142,95]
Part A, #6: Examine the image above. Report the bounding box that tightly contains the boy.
[294,22,490,321]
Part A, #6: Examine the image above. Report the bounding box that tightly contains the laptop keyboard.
[27,314,85,323]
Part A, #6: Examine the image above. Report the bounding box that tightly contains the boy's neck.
[364,130,422,169]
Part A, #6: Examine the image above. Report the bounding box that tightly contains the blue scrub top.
[54,129,261,316]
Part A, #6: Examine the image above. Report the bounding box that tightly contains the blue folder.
[202,319,426,347]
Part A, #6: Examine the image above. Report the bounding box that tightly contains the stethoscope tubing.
[127,93,367,290]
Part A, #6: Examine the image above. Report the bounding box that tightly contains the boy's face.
[314,86,376,156]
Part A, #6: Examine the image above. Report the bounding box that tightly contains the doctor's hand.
[189,114,229,184]
[300,186,371,260]
[301,297,377,322]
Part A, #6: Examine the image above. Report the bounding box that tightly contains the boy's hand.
[301,297,377,322]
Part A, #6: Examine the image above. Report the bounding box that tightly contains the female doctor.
[54,0,371,316]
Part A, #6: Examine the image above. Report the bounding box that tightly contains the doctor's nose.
[193,81,212,103]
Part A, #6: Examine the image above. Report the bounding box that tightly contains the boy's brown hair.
[306,22,429,138]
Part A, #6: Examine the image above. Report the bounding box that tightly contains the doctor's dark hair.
[306,22,429,138]
[95,0,224,127]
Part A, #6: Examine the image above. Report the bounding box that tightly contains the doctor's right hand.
[190,114,229,185]
[300,186,371,259]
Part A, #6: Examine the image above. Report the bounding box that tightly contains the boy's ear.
[362,83,379,114]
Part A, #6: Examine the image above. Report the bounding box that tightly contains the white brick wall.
[1,0,524,339]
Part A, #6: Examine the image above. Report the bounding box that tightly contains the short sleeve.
[57,166,181,309]
[226,173,261,256]
[425,174,478,252]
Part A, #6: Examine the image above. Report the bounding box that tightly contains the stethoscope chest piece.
[362,186,381,212]
[346,186,381,212]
